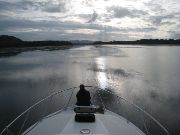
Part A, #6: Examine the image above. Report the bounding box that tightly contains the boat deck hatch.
[80,129,90,134]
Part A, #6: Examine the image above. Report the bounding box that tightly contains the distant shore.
[0,35,74,57]
[0,35,180,49]
[0,46,74,57]
[93,39,180,45]
[0,35,73,48]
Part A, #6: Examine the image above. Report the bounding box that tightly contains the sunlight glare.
[95,57,107,89]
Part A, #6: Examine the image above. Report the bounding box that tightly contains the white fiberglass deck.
[23,108,145,135]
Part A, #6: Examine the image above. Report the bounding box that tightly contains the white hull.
[1,86,169,135]
[23,108,145,135]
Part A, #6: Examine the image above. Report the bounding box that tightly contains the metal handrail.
[98,88,169,135]
[0,86,78,135]
[1,86,169,135]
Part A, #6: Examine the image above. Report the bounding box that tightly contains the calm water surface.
[0,45,180,135]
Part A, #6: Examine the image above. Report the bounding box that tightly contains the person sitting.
[76,84,91,106]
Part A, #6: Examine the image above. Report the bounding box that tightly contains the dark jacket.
[76,89,91,106]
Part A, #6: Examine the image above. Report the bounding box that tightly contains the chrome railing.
[1,86,169,135]
[94,88,169,135]
[0,87,79,135]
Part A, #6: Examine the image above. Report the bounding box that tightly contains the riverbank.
[0,46,72,57]
[0,35,73,49]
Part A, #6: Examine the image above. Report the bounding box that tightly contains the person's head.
[80,84,85,90]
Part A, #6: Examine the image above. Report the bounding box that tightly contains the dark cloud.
[112,7,131,18]
[0,18,56,31]
[0,13,135,33]
[0,16,105,40]
[107,6,148,18]
[0,14,158,41]
[0,1,39,11]
[160,21,176,25]
[0,0,66,13]
[0,5,160,41]
[145,0,180,27]
[0,17,101,32]
[87,11,98,23]
[150,14,175,25]
[42,1,66,13]
[169,31,180,39]
[144,1,165,13]
[123,27,157,32]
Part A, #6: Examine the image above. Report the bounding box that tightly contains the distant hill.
[0,35,22,42]
[0,35,73,48]
[0,35,23,47]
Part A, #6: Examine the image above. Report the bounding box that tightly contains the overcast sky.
[0,0,179,41]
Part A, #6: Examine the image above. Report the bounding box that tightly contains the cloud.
[0,1,39,11]
[0,0,67,13]
[42,2,66,13]
[169,30,180,39]
[144,1,165,14]
[107,6,148,18]
[150,14,175,25]
[0,17,102,32]
[0,0,179,40]
[87,11,98,23]
[0,16,159,41]
[145,0,180,13]
[0,16,104,40]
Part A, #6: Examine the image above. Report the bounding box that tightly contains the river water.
[0,45,180,135]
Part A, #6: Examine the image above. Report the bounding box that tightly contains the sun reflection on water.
[95,57,107,89]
